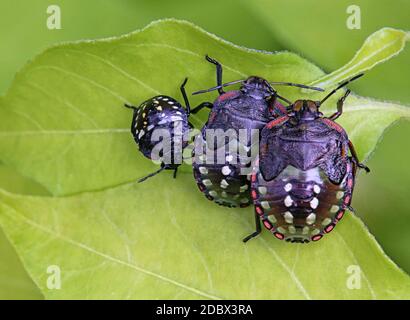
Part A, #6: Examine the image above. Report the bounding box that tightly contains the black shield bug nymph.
[192,55,324,208]
[245,73,370,243]
[125,78,213,182]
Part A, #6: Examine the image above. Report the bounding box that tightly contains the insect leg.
[180,77,191,115]
[205,55,224,94]
[348,140,370,173]
[328,89,351,121]
[242,211,262,243]
[190,102,213,114]
[124,103,138,110]
[138,166,167,183]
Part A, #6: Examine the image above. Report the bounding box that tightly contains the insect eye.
[293,100,303,111]
[307,101,317,112]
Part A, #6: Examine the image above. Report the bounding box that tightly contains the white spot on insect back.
[306,213,316,225]
[322,218,332,226]
[288,226,296,234]
[267,215,277,224]
[226,154,234,162]
[261,201,270,209]
[336,191,344,199]
[284,183,292,192]
[311,229,320,236]
[220,179,229,188]
[310,197,319,209]
[202,179,212,186]
[330,205,339,213]
[209,191,217,197]
[138,130,145,139]
[240,185,248,192]
[283,211,293,224]
[284,195,293,207]
[258,186,267,195]
[199,167,208,175]
[222,166,231,176]
[147,125,154,131]
[302,226,310,234]
[313,185,321,194]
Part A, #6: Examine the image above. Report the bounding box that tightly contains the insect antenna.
[319,73,364,105]
[192,79,244,95]
[270,81,324,91]
[124,103,138,110]
[275,94,292,105]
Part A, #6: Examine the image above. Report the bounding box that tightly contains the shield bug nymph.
[192,55,324,208]
[125,78,213,182]
[246,73,370,243]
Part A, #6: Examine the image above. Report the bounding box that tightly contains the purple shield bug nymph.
[191,55,324,208]
[245,73,370,243]
[124,78,213,182]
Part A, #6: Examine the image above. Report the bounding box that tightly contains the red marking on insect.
[324,224,335,233]
[312,234,323,241]
[263,220,272,230]
[251,173,257,183]
[208,112,217,123]
[217,91,239,103]
[347,178,353,188]
[251,190,257,200]
[344,195,351,205]
[335,210,345,221]
[269,100,287,116]
[255,206,263,215]
[274,232,284,240]
[266,116,288,129]
[321,118,345,133]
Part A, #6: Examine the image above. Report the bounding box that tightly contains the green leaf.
[0,175,409,299]
[309,28,409,89]
[0,227,43,299]
[0,20,409,197]
[0,19,409,299]
[0,164,46,299]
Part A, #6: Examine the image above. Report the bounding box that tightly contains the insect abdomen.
[251,162,355,243]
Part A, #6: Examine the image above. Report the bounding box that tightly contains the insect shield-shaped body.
[125,78,212,182]
[246,74,370,243]
[191,56,323,208]
[193,77,280,208]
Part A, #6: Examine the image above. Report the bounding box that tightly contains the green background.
[0,0,408,299]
